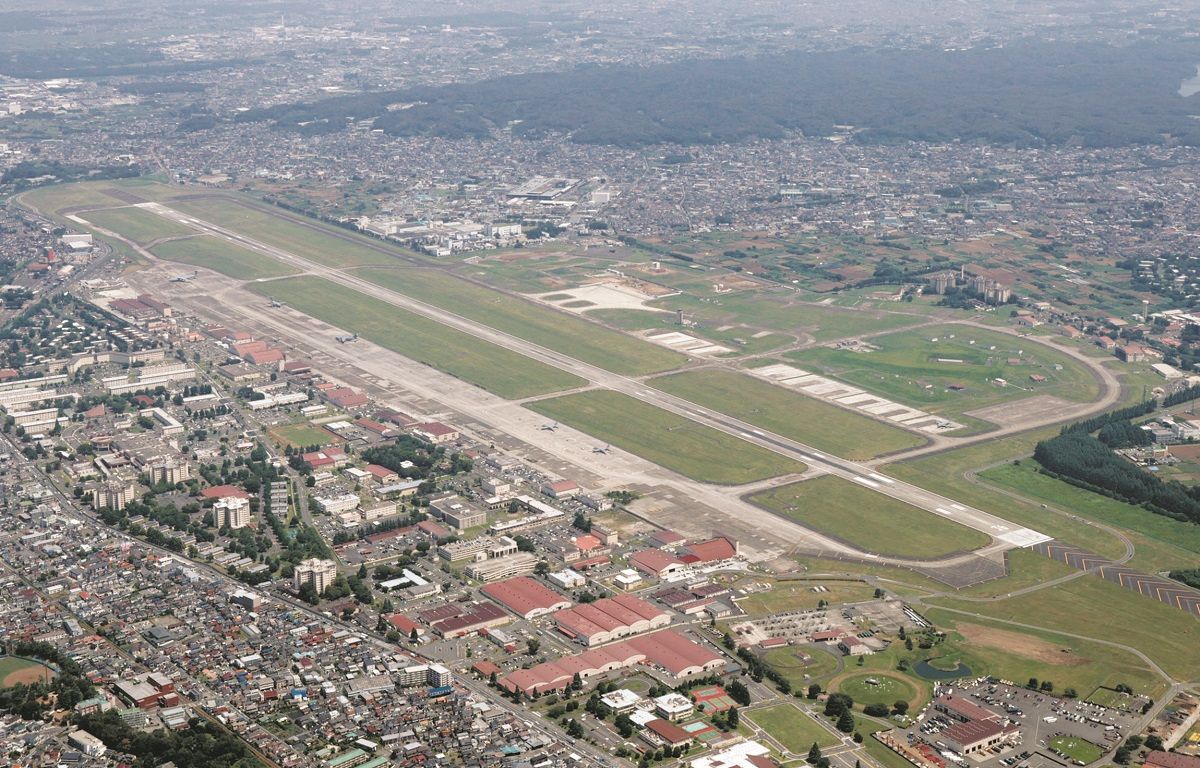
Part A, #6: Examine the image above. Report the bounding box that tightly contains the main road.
[124,201,1055,558]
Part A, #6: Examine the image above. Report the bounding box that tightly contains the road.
[126,201,1053,562]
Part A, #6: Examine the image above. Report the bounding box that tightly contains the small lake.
[914,657,973,681]
[1180,65,1200,98]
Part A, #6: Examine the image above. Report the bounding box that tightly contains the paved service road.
[129,202,1051,559]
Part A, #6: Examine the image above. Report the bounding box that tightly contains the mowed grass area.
[760,646,841,689]
[835,672,918,709]
[1049,736,1105,764]
[788,324,1099,422]
[980,462,1200,572]
[173,197,399,269]
[80,205,194,244]
[18,177,183,218]
[527,390,804,484]
[650,369,926,460]
[745,703,839,754]
[751,476,991,559]
[360,268,685,375]
[735,580,878,616]
[931,570,1200,684]
[151,235,297,281]
[252,278,584,399]
[0,657,53,688]
[268,423,338,449]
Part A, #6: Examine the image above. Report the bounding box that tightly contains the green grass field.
[788,324,1099,422]
[526,390,804,484]
[736,580,878,616]
[81,205,195,244]
[269,423,337,449]
[251,277,584,399]
[760,646,841,689]
[150,235,297,280]
[172,198,400,268]
[18,178,183,219]
[751,476,991,559]
[980,462,1200,571]
[360,268,685,376]
[930,570,1198,685]
[1050,736,1105,764]
[744,703,839,754]
[835,673,918,709]
[650,369,926,460]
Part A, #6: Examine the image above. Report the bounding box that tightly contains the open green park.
[527,390,805,484]
[751,475,991,559]
[834,672,918,709]
[151,235,298,281]
[268,422,338,450]
[744,703,839,754]
[80,205,194,244]
[172,197,401,269]
[788,324,1099,423]
[251,277,584,399]
[736,579,878,616]
[650,368,927,460]
[360,268,685,376]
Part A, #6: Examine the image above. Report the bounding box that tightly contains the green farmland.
[751,475,991,559]
[251,277,584,399]
[151,235,297,281]
[360,267,685,375]
[651,368,926,459]
[527,390,805,484]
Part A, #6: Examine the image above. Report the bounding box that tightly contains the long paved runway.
[128,201,1052,557]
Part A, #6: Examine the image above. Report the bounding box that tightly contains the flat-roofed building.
[216,496,251,530]
[294,558,337,594]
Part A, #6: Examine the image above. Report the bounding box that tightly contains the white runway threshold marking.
[998,528,1053,547]
[852,476,880,489]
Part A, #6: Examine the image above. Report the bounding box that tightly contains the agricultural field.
[172,197,399,268]
[0,657,54,688]
[150,235,298,281]
[751,476,991,559]
[735,579,879,616]
[250,278,584,399]
[526,390,805,484]
[360,267,685,375]
[80,205,194,244]
[744,703,839,754]
[789,324,1100,424]
[834,672,918,709]
[650,369,927,460]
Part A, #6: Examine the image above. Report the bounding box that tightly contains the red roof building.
[1144,753,1200,768]
[325,387,369,409]
[413,421,459,444]
[644,718,694,748]
[481,576,572,619]
[201,485,250,500]
[629,549,685,578]
[681,535,738,563]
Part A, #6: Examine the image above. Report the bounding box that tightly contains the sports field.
[744,703,839,754]
[81,205,195,244]
[0,657,54,688]
[751,476,991,559]
[151,235,298,280]
[173,198,400,268]
[834,673,917,709]
[360,268,685,375]
[252,278,584,399]
[788,324,1099,421]
[268,423,337,449]
[526,390,805,484]
[650,369,926,459]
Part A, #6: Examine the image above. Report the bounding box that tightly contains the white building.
[293,558,337,593]
[316,493,360,515]
[215,496,251,530]
[68,729,107,757]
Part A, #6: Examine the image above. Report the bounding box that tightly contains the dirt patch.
[3,665,53,687]
[966,395,1075,428]
[957,623,1086,666]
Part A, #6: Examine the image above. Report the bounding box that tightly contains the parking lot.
[897,679,1141,768]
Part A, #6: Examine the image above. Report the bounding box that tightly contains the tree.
[864,703,890,717]
[409,627,419,643]
[728,706,739,728]
[824,693,853,717]
[1145,735,1163,751]
[893,701,909,716]
[807,683,822,699]
[836,709,856,734]
[526,639,541,655]
[566,719,585,739]
[1026,677,1039,690]
[808,743,823,764]
[727,679,751,706]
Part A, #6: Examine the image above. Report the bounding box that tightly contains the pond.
[913,657,973,681]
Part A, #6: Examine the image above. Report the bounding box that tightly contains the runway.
[129,201,1052,556]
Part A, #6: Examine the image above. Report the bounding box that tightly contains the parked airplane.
[335,333,358,343]
[592,445,611,454]
[170,270,198,282]
[268,298,284,308]
[540,422,558,431]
